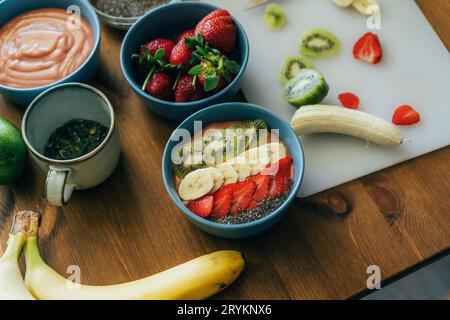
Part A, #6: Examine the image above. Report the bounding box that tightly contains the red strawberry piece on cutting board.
[353,32,382,65]
[392,105,421,125]
[187,195,214,218]
[175,75,205,102]
[145,72,173,100]
[195,9,237,54]
[170,41,192,70]
[230,180,257,215]
[177,29,196,42]
[338,92,360,109]
[211,185,234,218]
[140,39,175,62]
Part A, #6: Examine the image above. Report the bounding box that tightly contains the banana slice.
[352,0,380,15]
[243,147,271,175]
[260,143,287,164]
[200,168,224,193]
[332,0,354,7]
[178,169,215,201]
[229,158,252,182]
[216,163,239,186]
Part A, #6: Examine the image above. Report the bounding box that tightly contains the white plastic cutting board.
[201,0,450,197]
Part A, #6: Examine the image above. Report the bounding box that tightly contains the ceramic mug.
[22,83,120,206]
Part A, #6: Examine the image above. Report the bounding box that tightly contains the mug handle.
[45,166,75,206]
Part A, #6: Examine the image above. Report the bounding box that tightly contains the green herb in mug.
[44,119,108,161]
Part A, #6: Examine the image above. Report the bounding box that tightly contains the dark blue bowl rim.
[120,1,250,108]
[0,0,101,92]
[162,102,305,231]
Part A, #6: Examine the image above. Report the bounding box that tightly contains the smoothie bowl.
[121,2,249,121]
[0,0,101,106]
[162,103,305,238]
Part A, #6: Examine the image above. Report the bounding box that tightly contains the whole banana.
[0,211,38,300]
[291,105,404,146]
[22,211,245,300]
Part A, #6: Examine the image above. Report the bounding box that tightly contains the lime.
[0,117,27,185]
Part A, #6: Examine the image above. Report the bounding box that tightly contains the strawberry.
[278,156,293,192]
[248,199,258,210]
[139,39,175,62]
[353,32,382,65]
[177,29,196,42]
[392,105,421,125]
[269,171,285,198]
[249,174,270,202]
[187,195,213,218]
[195,9,237,54]
[175,75,205,102]
[230,180,256,215]
[211,185,233,218]
[145,72,173,101]
[338,92,360,109]
[263,156,293,197]
[170,41,192,71]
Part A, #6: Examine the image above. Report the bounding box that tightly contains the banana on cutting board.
[291,105,404,146]
[331,0,380,15]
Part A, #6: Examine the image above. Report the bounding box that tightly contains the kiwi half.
[299,28,340,58]
[231,119,269,130]
[263,4,286,31]
[282,68,329,108]
[279,56,314,85]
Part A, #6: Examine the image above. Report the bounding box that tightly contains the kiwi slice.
[299,28,340,58]
[231,119,269,130]
[263,4,286,31]
[282,68,329,108]
[279,56,314,85]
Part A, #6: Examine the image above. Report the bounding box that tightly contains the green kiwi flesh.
[299,28,340,58]
[279,56,314,85]
[263,4,286,31]
[282,68,329,108]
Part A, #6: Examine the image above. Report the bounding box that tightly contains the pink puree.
[0,8,94,88]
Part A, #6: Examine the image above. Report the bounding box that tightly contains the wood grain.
[0,0,449,299]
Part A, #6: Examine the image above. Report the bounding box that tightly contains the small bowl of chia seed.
[88,0,180,30]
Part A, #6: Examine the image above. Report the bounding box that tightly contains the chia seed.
[93,0,170,18]
[209,193,290,225]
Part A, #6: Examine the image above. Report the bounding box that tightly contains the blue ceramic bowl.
[120,1,250,121]
[162,103,305,238]
[0,0,101,106]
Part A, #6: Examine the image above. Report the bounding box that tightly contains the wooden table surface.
[0,0,449,300]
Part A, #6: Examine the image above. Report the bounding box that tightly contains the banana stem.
[2,210,41,261]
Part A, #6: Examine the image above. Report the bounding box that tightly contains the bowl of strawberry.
[162,103,305,238]
[120,2,249,121]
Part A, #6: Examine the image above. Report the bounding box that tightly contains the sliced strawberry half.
[211,185,234,219]
[248,199,258,210]
[353,32,382,65]
[187,195,213,218]
[269,172,285,198]
[338,92,360,109]
[392,105,421,125]
[249,174,270,203]
[230,180,257,215]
